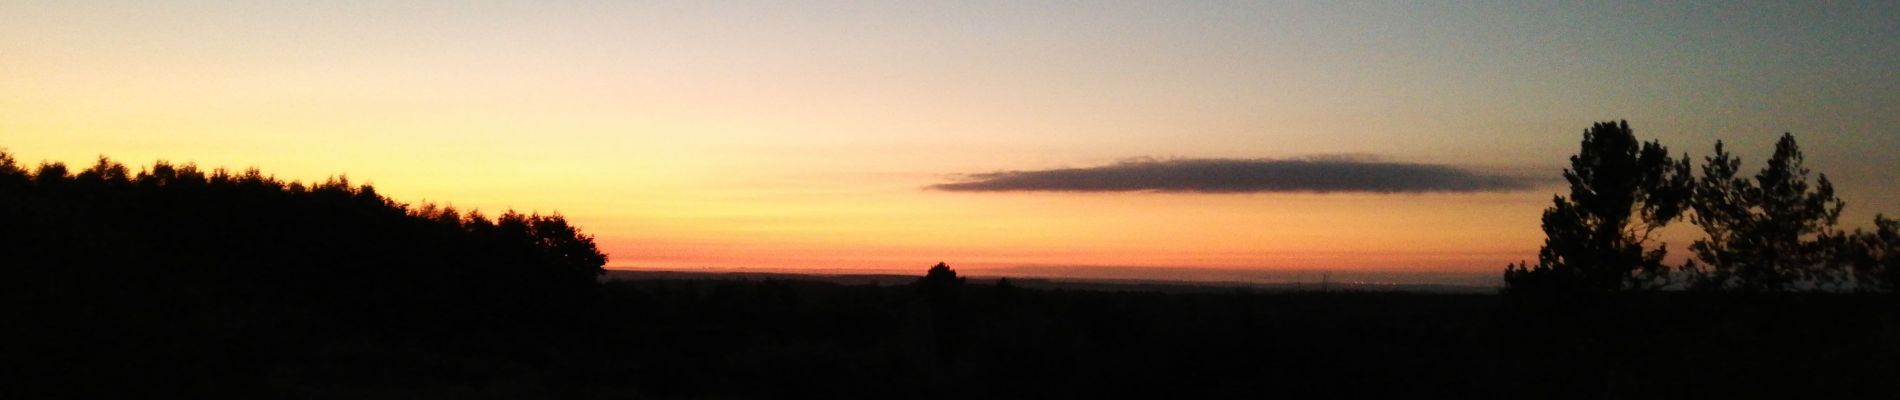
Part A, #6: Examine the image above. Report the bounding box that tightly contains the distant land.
[604,269,1498,294]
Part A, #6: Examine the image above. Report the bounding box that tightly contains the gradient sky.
[4,1,1896,284]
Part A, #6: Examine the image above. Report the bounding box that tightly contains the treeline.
[1505,121,1900,293]
[0,151,606,396]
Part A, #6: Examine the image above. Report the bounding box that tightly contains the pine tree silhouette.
[1685,134,1847,291]
[1505,121,1691,293]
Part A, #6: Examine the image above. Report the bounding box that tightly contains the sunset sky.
[4,1,1896,285]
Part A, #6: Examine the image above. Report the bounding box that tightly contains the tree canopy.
[1,151,608,340]
[1505,121,1692,293]
[1685,135,1846,291]
[1505,124,1891,294]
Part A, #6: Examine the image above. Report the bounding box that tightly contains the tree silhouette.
[1684,134,1846,292]
[0,151,610,396]
[1505,121,1692,293]
[917,262,965,299]
[1849,215,1900,291]
[0,149,25,192]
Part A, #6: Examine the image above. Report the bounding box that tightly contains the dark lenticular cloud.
[930,157,1539,194]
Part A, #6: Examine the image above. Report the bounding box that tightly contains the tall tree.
[1505,121,1691,293]
[1685,134,1846,292]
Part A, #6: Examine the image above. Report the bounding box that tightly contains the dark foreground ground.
[14,273,1900,399]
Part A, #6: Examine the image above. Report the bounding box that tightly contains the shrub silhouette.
[1684,134,1848,291]
[1505,121,1692,293]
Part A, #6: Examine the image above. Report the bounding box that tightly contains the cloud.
[929,157,1541,194]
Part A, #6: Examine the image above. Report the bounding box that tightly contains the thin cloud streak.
[930,157,1541,194]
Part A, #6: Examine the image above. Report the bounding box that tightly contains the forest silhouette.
[1505,121,1899,293]
[1,155,605,397]
[4,134,1898,398]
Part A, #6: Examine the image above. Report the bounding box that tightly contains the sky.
[3,1,1896,285]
